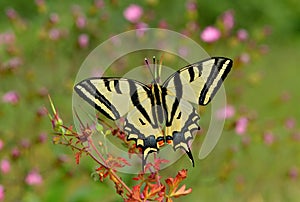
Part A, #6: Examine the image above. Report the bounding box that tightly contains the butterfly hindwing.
[124,100,164,167]
[164,96,200,166]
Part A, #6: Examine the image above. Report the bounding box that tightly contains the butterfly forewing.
[74,77,150,120]
[163,57,233,105]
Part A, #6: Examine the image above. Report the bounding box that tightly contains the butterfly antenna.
[153,56,157,83]
[144,57,156,84]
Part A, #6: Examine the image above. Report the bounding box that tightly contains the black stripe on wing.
[129,80,153,125]
[74,79,120,120]
[198,57,232,105]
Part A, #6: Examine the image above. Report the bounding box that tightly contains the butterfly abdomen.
[150,84,166,125]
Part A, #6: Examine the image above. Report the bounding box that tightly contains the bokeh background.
[1,0,300,201]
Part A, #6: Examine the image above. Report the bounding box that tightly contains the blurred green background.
[0,0,300,201]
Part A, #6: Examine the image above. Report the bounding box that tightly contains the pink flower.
[235,117,248,135]
[288,167,298,180]
[21,139,31,149]
[216,105,235,119]
[2,91,19,104]
[200,26,221,43]
[178,47,188,57]
[285,118,296,129]
[76,16,86,29]
[135,22,148,37]
[239,53,250,64]
[94,0,105,9]
[35,0,45,6]
[11,147,20,159]
[158,20,168,29]
[0,139,3,151]
[280,91,291,103]
[292,132,300,141]
[0,185,4,201]
[38,132,47,143]
[0,159,11,174]
[221,10,234,32]
[186,1,197,11]
[259,45,269,54]
[78,34,89,48]
[37,87,48,98]
[48,28,60,40]
[263,132,275,145]
[37,106,48,117]
[123,4,143,23]
[237,29,248,41]
[5,57,23,70]
[25,170,43,186]
[6,8,17,20]
[49,13,59,24]
[0,32,15,45]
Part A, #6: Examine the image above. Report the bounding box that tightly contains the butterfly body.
[74,57,233,168]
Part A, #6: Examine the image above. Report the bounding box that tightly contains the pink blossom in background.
[178,47,188,57]
[94,0,105,9]
[135,22,148,37]
[123,4,143,23]
[280,91,291,103]
[78,34,89,48]
[186,1,197,11]
[0,32,15,45]
[0,139,3,151]
[37,106,48,117]
[6,8,17,20]
[6,57,23,70]
[38,132,47,143]
[35,0,45,6]
[263,131,275,145]
[2,91,19,104]
[49,13,59,24]
[48,28,60,40]
[221,10,234,32]
[200,26,221,43]
[158,20,168,29]
[259,44,269,54]
[0,159,11,174]
[76,16,87,29]
[21,139,31,149]
[285,118,296,129]
[235,117,248,135]
[237,29,248,41]
[11,147,20,159]
[239,53,250,64]
[25,170,43,186]
[0,185,4,201]
[288,167,298,180]
[186,21,199,32]
[37,87,48,98]
[216,105,235,119]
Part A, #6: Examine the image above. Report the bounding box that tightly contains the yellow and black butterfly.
[74,56,232,168]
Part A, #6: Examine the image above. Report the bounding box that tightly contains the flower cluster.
[48,97,192,201]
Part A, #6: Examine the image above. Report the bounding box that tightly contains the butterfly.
[74,56,233,168]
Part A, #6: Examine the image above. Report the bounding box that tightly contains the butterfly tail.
[185,147,195,167]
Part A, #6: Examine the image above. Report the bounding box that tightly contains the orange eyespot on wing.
[157,139,165,147]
